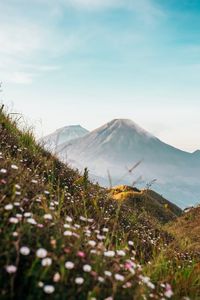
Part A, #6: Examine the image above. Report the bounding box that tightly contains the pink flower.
[77,251,85,258]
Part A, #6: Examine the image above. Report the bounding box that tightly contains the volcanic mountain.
[40,125,89,152]
[58,119,200,208]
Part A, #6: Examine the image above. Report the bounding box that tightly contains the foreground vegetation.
[0,107,200,299]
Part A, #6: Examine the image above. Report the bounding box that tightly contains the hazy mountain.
[58,119,200,208]
[40,125,89,152]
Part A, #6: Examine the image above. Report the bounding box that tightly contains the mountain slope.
[40,125,89,152]
[109,185,182,223]
[1,108,200,299]
[58,119,200,208]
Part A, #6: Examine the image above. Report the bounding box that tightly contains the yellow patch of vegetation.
[109,185,142,200]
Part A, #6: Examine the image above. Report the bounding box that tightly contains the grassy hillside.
[109,185,182,223]
[0,107,200,300]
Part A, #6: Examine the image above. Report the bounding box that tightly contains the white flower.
[98,276,105,283]
[80,216,87,222]
[104,271,112,277]
[27,218,37,225]
[41,258,52,267]
[53,272,61,282]
[20,246,30,256]
[9,217,19,224]
[88,240,96,247]
[97,234,106,241]
[104,251,115,258]
[11,164,18,170]
[83,264,92,272]
[64,224,71,229]
[147,281,155,289]
[24,212,32,218]
[75,277,84,285]
[0,168,7,174]
[128,241,134,246]
[66,216,73,223]
[31,179,38,184]
[65,261,74,270]
[117,250,126,257]
[164,290,174,298]
[102,227,109,233]
[36,248,48,258]
[5,265,17,274]
[64,230,72,236]
[115,274,125,281]
[38,281,44,288]
[44,214,53,220]
[13,231,18,237]
[43,285,55,294]
[4,204,13,211]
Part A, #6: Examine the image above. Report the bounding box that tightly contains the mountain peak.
[105,118,154,138]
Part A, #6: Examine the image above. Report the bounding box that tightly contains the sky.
[0,0,200,152]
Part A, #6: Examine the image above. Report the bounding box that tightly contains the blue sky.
[0,0,200,151]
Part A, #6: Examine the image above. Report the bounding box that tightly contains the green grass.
[0,107,200,299]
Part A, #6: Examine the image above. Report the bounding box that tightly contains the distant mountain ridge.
[40,125,89,152]
[57,119,200,208]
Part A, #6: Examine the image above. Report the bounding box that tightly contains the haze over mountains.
[42,119,200,208]
[41,125,89,152]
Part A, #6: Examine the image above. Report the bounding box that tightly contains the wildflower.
[9,217,19,224]
[43,285,55,294]
[20,246,30,256]
[104,251,115,258]
[147,281,155,289]
[128,241,134,246]
[4,204,13,211]
[41,258,52,267]
[5,265,17,274]
[0,168,7,174]
[13,231,18,237]
[66,216,73,223]
[15,184,21,189]
[24,212,32,218]
[31,179,38,184]
[164,284,174,298]
[64,230,72,236]
[75,277,84,285]
[36,248,47,258]
[64,224,71,229]
[77,251,85,258]
[11,164,18,170]
[27,218,37,225]
[102,227,109,233]
[88,240,96,247]
[117,250,126,257]
[98,276,105,283]
[44,214,53,220]
[53,273,61,283]
[115,274,125,281]
[80,216,87,222]
[38,281,44,288]
[65,261,74,270]
[97,234,106,241]
[104,271,112,277]
[83,264,92,272]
